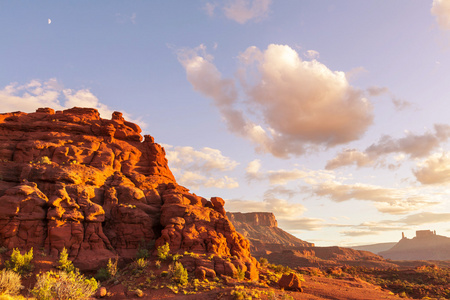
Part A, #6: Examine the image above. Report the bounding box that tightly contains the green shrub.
[155,260,161,269]
[259,257,268,267]
[0,269,23,295]
[171,262,188,286]
[157,243,170,260]
[95,268,109,282]
[136,248,149,259]
[231,286,250,300]
[172,254,183,261]
[235,267,245,281]
[32,271,98,300]
[6,248,34,274]
[134,258,148,270]
[38,156,51,164]
[107,257,118,278]
[57,248,76,273]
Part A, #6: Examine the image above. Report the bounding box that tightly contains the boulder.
[278,273,303,292]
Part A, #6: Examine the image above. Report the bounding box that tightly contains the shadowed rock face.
[0,107,258,279]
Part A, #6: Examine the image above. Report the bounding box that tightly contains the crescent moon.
[48,19,52,24]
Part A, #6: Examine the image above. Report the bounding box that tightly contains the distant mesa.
[227,212,314,248]
[227,212,396,269]
[379,230,450,260]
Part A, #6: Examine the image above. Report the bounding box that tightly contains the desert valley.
[2,2,450,300]
[0,108,448,299]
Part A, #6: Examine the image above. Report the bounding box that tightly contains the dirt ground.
[10,256,416,300]
[102,274,413,300]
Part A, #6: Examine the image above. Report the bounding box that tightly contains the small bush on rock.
[38,156,51,164]
[6,248,33,275]
[107,257,118,278]
[157,243,170,260]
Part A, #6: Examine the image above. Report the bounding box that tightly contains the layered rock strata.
[0,107,258,279]
[227,212,314,249]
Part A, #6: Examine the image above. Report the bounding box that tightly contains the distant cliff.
[379,231,450,260]
[227,212,394,269]
[227,212,313,248]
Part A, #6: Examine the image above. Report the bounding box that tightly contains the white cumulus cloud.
[0,79,143,126]
[178,44,373,158]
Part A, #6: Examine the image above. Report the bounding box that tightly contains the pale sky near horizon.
[1,0,450,247]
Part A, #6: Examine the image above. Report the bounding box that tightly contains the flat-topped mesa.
[227,212,278,227]
[0,107,258,280]
[227,212,313,249]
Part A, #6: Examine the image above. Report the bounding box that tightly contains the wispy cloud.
[245,160,335,185]
[164,144,239,190]
[204,0,271,24]
[304,50,320,59]
[343,211,450,237]
[114,12,137,24]
[314,181,439,215]
[176,171,238,190]
[178,44,373,158]
[326,124,450,169]
[203,2,217,17]
[366,86,412,111]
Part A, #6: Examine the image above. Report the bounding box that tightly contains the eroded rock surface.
[227,212,314,249]
[0,107,258,279]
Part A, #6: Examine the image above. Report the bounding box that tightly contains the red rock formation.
[227,212,313,248]
[227,212,278,227]
[379,232,450,260]
[278,273,303,292]
[0,107,258,279]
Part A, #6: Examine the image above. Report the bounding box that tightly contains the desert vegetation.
[1,236,450,299]
[0,247,98,299]
[337,265,450,299]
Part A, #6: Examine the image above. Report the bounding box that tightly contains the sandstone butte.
[0,107,259,280]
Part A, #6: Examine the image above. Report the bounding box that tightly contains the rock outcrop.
[379,231,450,260]
[227,212,394,269]
[227,212,313,251]
[0,107,258,279]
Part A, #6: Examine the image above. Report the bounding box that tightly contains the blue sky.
[1,0,450,246]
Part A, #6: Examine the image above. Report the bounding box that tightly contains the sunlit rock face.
[0,107,258,279]
[227,212,314,252]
